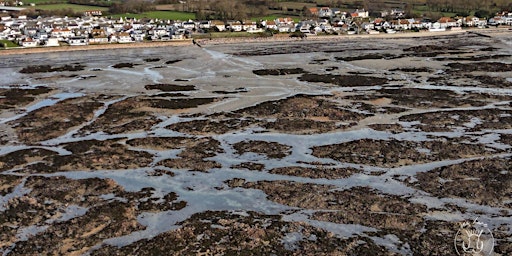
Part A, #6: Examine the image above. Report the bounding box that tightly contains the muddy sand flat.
[0,30,511,255]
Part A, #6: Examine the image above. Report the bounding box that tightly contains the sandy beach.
[0,40,193,56]
[3,28,508,56]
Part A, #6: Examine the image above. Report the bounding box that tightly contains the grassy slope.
[32,4,108,11]
[109,11,195,20]
[23,0,67,4]
[0,40,19,48]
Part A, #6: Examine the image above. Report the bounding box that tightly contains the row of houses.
[1,9,511,48]
[0,15,195,47]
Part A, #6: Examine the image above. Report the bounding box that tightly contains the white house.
[242,20,257,31]
[21,37,37,47]
[263,20,277,30]
[212,20,226,31]
[275,17,294,26]
[507,17,512,25]
[228,21,243,32]
[182,21,195,30]
[198,20,211,29]
[51,28,74,40]
[351,9,369,18]
[45,37,59,46]
[319,7,332,18]
[132,32,144,41]
[67,36,88,45]
[277,24,295,33]
[88,35,108,44]
[438,17,458,28]
[117,32,132,43]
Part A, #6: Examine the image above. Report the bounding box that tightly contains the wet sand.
[0,28,494,56]
[0,28,511,255]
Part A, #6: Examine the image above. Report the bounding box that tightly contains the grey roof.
[0,6,26,11]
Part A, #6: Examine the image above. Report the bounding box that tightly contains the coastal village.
[1,5,512,48]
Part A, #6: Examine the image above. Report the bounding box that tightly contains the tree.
[474,9,491,18]
[108,0,154,14]
[404,3,414,18]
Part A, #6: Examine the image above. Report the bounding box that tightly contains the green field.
[23,0,67,4]
[0,40,19,48]
[32,4,108,12]
[110,11,195,20]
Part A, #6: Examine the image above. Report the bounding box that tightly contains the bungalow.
[131,21,143,30]
[438,17,458,28]
[44,37,59,46]
[198,20,211,29]
[23,25,37,36]
[0,24,8,39]
[507,17,512,25]
[21,37,37,47]
[393,19,411,30]
[153,27,168,37]
[66,21,79,30]
[463,16,479,26]
[7,28,21,39]
[160,34,171,41]
[319,20,332,31]
[182,21,196,30]
[331,8,342,16]
[476,18,488,27]
[488,16,504,26]
[264,20,277,30]
[275,17,294,26]
[242,20,257,31]
[119,32,133,43]
[171,34,185,40]
[67,36,87,46]
[373,18,391,30]
[319,7,332,18]
[83,10,102,16]
[411,19,423,29]
[429,22,445,31]
[212,20,226,31]
[88,35,108,44]
[51,28,73,40]
[9,21,23,30]
[298,20,316,33]
[308,7,319,17]
[132,31,145,41]
[420,19,432,29]
[331,23,346,32]
[228,21,243,32]
[171,31,184,40]
[36,29,48,40]
[112,20,124,30]
[277,24,295,33]
[361,22,373,31]
[351,9,369,18]
[380,9,404,18]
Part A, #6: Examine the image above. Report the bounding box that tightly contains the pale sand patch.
[0,40,193,56]
[370,97,393,105]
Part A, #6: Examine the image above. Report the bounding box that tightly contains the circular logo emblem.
[454,218,494,256]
